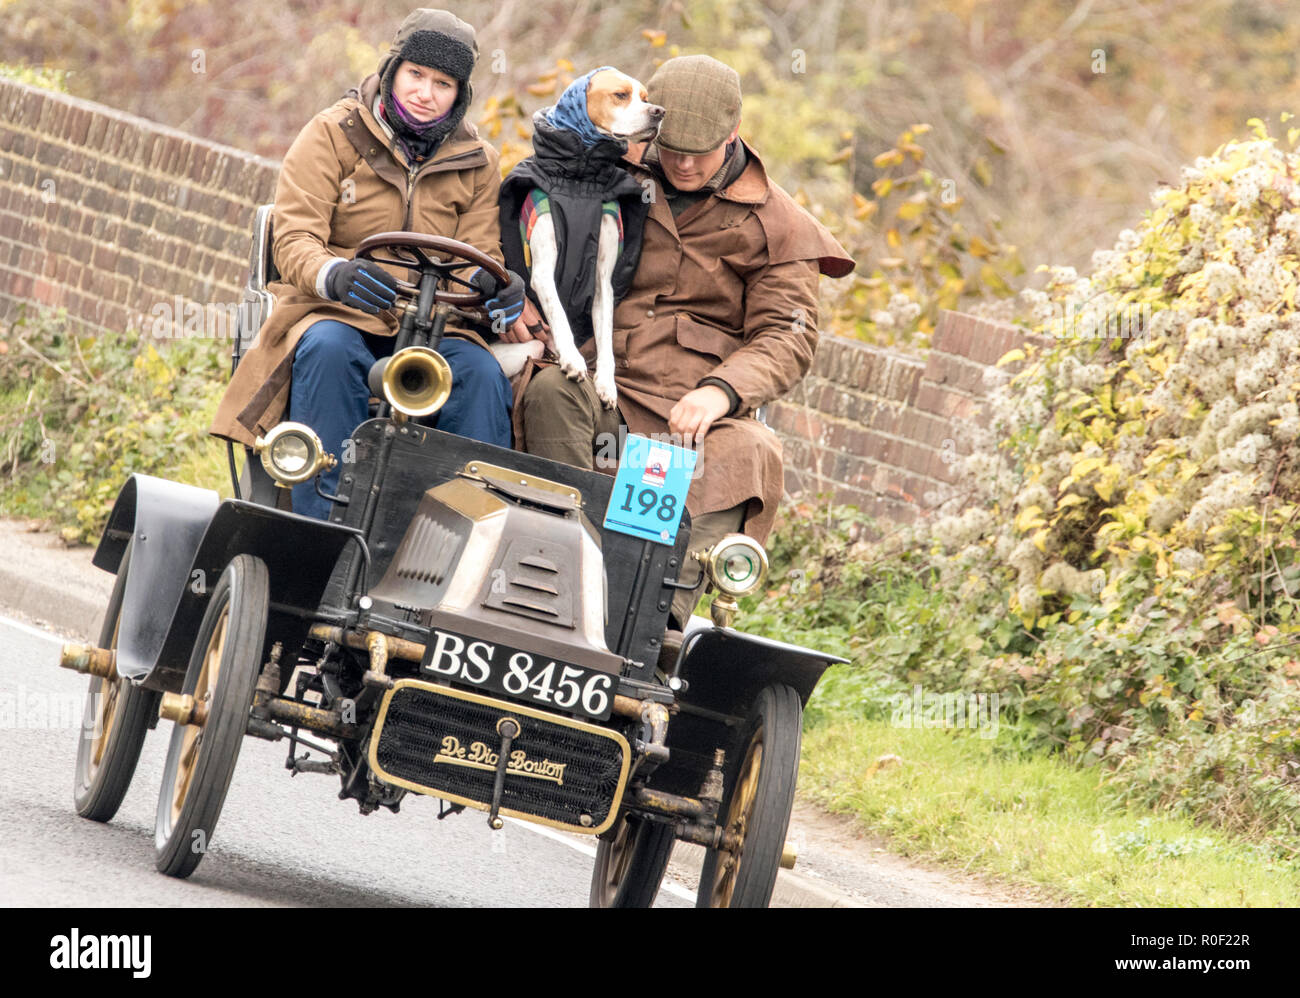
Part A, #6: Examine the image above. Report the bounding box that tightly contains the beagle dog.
[506,68,663,406]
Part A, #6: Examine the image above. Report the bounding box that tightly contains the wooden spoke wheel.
[74,543,160,821]
[589,813,676,908]
[697,684,802,908]
[154,554,268,878]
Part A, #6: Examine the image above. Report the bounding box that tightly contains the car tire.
[154,554,268,878]
[696,683,802,908]
[73,543,161,822]
[589,813,676,908]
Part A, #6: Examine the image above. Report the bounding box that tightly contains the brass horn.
[369,346,453,418]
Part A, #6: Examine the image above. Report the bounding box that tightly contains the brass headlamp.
[253,422,336,488]
[695,534,769,628]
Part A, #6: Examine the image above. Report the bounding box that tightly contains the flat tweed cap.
[647,55,742,155]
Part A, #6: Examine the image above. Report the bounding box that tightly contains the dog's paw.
[557,349,589,381]
[594,370,619,410]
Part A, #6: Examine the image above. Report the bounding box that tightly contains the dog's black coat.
[499,116,650,348]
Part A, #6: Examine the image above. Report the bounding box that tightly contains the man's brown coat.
[515,141,854,541]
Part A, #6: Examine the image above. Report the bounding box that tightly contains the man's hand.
[499,298,553,349]
[669,385,732,446]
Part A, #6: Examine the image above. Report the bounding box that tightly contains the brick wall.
[0,77,277,339]
[0,78,1038,525]
[770,311,1036,523]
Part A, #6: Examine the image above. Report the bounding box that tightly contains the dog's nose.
[648,105,665,119]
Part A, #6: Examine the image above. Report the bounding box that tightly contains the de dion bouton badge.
[603,434,698,545]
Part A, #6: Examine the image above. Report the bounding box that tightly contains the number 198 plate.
[602,434,697,545]
[420,627,615,720]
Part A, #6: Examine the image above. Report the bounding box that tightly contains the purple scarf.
[381,92,459,163]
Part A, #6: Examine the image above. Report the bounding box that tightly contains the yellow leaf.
[897,199,925,220]
[872,177,893,197]
[873,148,905,168]
[641,29,667,46]
[1015,505,1044,532]
[526,80,557,97]
[556,58,575,72]
[968,235,994,258]
[1094,479,1113,503]
[853,193,877,221]
[1031,528,1049,553]
[1070,456,1105,480]
[996,348,1026,367]
[886,228,902,249]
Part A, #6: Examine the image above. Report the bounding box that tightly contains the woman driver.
[210,8,525,518]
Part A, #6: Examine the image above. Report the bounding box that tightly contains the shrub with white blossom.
[753,121,1300,857]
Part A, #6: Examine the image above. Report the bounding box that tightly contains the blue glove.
[326,259,399,314]
[471,267,526,331]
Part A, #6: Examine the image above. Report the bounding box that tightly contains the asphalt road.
[0,615,694,908]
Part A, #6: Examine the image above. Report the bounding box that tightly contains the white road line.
[0,614,699,905]
[0,614,65,645]
[507,817,697,904]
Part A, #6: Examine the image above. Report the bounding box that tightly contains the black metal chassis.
[93,418,844,820]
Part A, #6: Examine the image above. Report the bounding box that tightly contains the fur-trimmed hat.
[378,9,479,102]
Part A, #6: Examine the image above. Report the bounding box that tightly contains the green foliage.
[0,307,228,543]
[0,62,69,91]
[823,124,1023,348]
[746,122,1300,859]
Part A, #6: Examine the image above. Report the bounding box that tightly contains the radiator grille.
[370,680,629,834]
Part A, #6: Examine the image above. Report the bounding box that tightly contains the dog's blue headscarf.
[543,66,617,147]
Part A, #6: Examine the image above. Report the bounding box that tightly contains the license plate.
[418,628,616,720]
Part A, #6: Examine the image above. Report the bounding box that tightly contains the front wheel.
[589,813,676,908]
[154,554,268,878]
[74,543,160,821]
[696,683,802,908]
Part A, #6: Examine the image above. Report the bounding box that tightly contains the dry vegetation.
[7,1,1300,345]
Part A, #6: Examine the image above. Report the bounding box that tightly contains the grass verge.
[799,706,1300,906]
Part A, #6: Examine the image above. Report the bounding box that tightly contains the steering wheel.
[353,232,510,308]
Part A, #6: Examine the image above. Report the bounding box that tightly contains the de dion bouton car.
[55,206,846,907]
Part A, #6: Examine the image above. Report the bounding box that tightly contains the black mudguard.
[92,474,220,687]
[676,627,848,718]
[93,477,359,692]
[650,627,848,798]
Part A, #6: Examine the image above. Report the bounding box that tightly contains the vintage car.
[57,208,845,907]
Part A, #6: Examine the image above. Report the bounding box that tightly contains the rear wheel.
[154,554,268,878]
[696,683,802,908]
[589,813,676,908]
[74,543,161,821]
